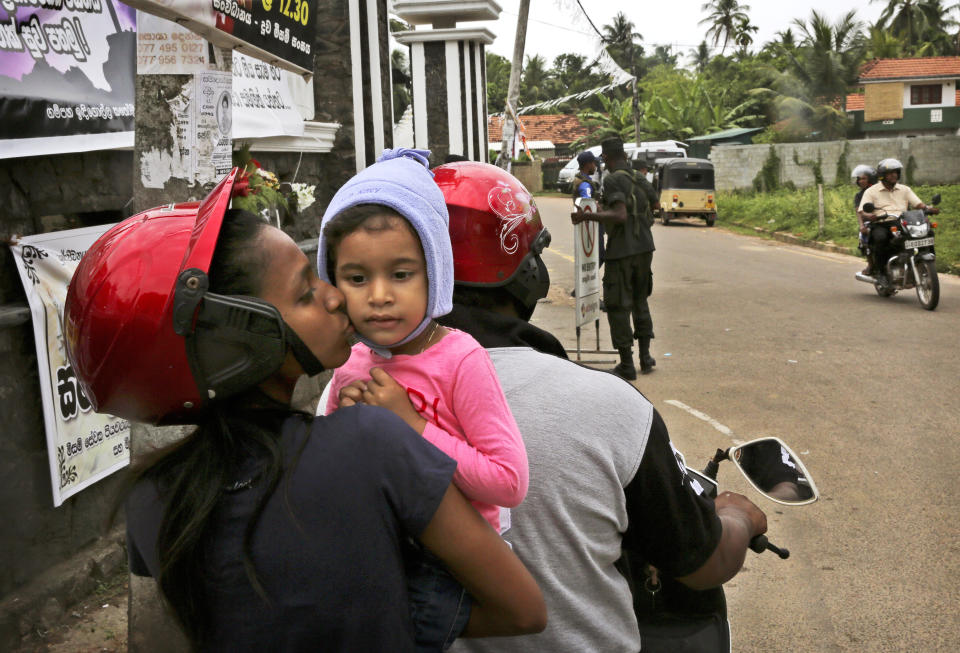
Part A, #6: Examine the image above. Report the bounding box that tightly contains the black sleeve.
[854,189,865,211]
[621,410,722,578]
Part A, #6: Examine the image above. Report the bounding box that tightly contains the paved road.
[531,196,960,652]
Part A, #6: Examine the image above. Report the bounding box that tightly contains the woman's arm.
[419,484,547,637]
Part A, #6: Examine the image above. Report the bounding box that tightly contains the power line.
[575,0,606,41]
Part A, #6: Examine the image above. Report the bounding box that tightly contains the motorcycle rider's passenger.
[852,165,877,275]
[858,158,939,277]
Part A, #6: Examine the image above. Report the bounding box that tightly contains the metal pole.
[817,183,825,236]
[498,0,530,169]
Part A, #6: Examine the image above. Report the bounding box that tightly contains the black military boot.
[639,337,656,375]
[611,347,637,381]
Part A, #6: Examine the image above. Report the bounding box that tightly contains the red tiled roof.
[859,57,960,82]
[846,93,864,111]
[956,89,960,106]
[487,114,590,144]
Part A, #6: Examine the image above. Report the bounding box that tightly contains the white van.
[631,140,688,173]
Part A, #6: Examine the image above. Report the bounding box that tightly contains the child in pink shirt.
[317,148,527,652]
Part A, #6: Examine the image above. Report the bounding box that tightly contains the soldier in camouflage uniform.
[571,137,658,380]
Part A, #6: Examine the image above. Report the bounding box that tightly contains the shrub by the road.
[717,184,960,273]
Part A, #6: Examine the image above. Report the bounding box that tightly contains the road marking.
[544,248,574,264]
[664,399,744,444]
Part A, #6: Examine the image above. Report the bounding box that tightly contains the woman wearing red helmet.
[64,172,545,651]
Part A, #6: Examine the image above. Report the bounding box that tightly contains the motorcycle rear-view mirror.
[862,202,875,213]
[931,193,941,206]
[728,437,819,506]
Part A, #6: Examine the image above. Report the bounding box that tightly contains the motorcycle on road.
[855,194,942,310]
[628,437,820,653]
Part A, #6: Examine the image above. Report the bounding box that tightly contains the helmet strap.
[355,315,432,359]
[283,322,325,376]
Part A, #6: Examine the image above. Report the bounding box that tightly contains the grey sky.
[479,0,886,67]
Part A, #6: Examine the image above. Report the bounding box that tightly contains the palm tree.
[789,10,865,105]
[521,55,550,105]
[699,0,751,55]
[864,24,907,58]
[689,41,712,73]
[602,12,643,71]
[734,16,759,58]
[870,0,955,48]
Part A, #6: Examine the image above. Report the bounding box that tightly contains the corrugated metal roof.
[687,127,763,141]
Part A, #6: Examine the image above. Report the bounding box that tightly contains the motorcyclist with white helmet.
[852,164,876,273]
[857,158,939,276]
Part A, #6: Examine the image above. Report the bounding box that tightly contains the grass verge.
[716,184,960,274]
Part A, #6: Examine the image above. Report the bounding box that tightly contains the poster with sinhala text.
[10,225,129,507]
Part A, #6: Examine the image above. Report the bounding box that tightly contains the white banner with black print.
[10,224,128,507]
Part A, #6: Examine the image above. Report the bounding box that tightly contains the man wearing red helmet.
[433,162,767,653]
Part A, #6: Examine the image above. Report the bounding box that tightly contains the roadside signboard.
[10,225,129,507]
[123,0,316,76]
[574,197,601,327]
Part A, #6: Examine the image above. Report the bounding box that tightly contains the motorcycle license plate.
[904,237,934,249]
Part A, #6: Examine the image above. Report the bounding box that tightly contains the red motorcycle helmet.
[433,161,551,312]
[65,170,311,425]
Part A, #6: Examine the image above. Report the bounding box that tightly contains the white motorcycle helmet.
[877,158,903,180]
[851,164,876,185]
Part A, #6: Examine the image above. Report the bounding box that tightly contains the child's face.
[333,216,429,351]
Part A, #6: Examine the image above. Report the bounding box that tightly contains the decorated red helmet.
[65,170,321,425]
[433,161,551,311]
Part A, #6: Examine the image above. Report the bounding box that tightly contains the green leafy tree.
[689,41,712,73]
[750,10,865,142]
[574,94,636,147]
[521,55,551,105]
[788,10,865,105]
[699,0,751,55]
[602,12,644,72]
[391,49,411,121]
[871,0,959,53]
[864,25,907,58]
[485,52,511,113]
[734,16,759,58]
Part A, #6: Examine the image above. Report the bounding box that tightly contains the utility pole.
[631,43,640,144]
[497,0,530,169]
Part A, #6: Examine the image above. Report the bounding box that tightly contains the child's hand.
[338,380,370,408]
[362,368,427,434]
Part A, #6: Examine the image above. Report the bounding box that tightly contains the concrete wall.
[711,135,960,191]
[511,160,543,193]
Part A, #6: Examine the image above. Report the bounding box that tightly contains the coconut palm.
[699,0,751,55]
[788,10,865,105]
[602,12,644,71]
[521,55,550,105]
[864,25,907,58]
[734,17,759,58]
[871,0,957,50]
[689,41,712,72]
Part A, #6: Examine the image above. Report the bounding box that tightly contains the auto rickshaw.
[653,158,717,227]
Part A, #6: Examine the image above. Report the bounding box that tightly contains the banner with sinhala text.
[0,0,136,159]
[10,225,129,507]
